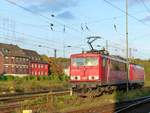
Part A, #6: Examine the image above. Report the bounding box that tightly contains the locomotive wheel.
[86,88,103,98]
[104,86,113,94]
[86,88,93,97]
[95,87,103,97]
[78,89,88,97]
[108,87,114,94]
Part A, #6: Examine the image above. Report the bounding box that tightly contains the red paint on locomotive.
[129,64,145,83]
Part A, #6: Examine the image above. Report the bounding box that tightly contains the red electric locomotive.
[70,52,144,96]
[69,37,145,96]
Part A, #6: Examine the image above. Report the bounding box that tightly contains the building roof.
[30,60,48,64]
[22,49,41,61]
[0,43,27,57]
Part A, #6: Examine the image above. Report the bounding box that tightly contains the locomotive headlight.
[70,76,75,80]
[89,76,99,80]
[71,76,80,80]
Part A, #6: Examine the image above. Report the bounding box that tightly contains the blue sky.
[0,0,150,59]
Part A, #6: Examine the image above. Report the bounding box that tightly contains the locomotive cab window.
[85,57,98,66]
[71,58,84,67]
[71,57,98,67]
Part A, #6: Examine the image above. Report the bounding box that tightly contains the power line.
[0,14,90,46]
[0,26,64,47]
[0,34,60,50]
[5,0,130,56]
[139,0,150,13]
[0,27,86,52]
[5,0,90,36]
[103,0,150,28]
[0,17,89,54]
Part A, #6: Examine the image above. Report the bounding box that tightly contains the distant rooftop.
[0,43,27,57]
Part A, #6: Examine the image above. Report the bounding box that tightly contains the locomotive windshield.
[71,57,98,67]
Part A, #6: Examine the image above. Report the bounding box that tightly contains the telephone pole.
[54,49,57,58]
[126,0,129,93]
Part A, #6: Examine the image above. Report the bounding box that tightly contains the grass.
[53,86,150,113]
[0,75,69,94]
[53,93,116,112]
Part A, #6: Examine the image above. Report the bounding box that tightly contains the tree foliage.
[130,58,150,76]
[41,55,70,76]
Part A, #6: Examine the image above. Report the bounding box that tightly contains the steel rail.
[115,96,150,113]
[0,90,70,101]
[0,90,71,112]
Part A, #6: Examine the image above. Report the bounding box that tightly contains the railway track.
[0,89,71,113]
[114,95,150,113]
[67,95,150,113]
[0,89,70,102]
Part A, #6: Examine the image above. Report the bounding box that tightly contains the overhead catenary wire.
[5,0,92,36]
[3,0,96,51]
[139,0,150,13]
[0,24,65,46]
[103,0,150,58]
[0,14,89,55]
[1,1,127,40]
[0,8,90,40]
[103,0,150,28]
[4,0,144,57]
[0,14,90,47]
[0,35,60,51]
[0,27,86,52]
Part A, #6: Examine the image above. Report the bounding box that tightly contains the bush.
[0,76,7,81]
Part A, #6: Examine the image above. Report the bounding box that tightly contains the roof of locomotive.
[130,63,144,69]
[71,52,100,58]
[70,52,128,63]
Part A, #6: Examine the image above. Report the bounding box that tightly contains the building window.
[2,48,9,53]
[11,57,15,63]
[35,64,37,68]
[19,58,22,61]
[45,65,48,69]
[5,57,9,63]
[4,65,9,73]
[44,72,47,75]
[35,71,37,75]
[41,71,43,75]
[5,56,8,59]
[16,58,19,62]
[23,58,25,62]
[41,64,43,68]
[32,64,34,68]
[32,57,34,60]
[38,71,40,75]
